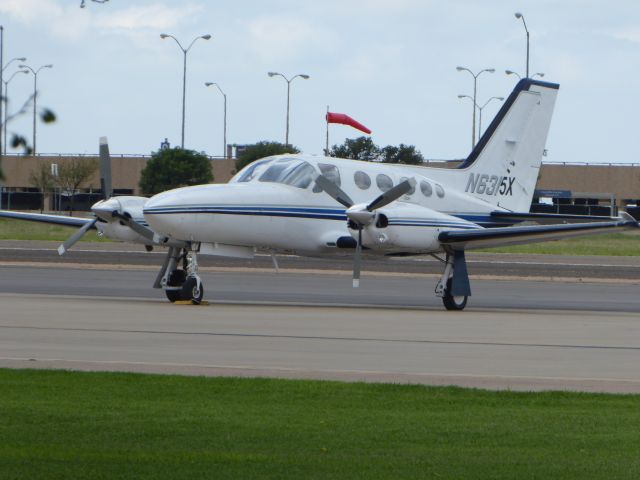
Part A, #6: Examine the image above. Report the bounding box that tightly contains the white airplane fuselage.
[143,156,500,256]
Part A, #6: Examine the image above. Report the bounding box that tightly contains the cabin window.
[435,184,445,198]
[354,171,371,190]
[313,163,341,192]
[420,180,433,197]
[258,158,315,189]
[399,177,416,195]
[376,174,394,192]
[235,158,273,182]
[318,163,341,186]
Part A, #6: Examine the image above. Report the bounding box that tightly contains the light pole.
[456,66,494,148]
[505,69,544,80]
[19,63,53,155]
[457,95,503,143]
[267,72,310,146]
[3,69,28,155]
[478,96,504,138]
[160,33,211,149]
[515,12,530,78]
[204,82,227,158]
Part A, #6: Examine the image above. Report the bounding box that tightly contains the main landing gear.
[154,245,204,304]
[434,250,471,311]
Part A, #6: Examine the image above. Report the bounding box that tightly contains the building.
[1,154,639,217]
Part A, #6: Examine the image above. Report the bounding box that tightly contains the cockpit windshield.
[232,157,316,189]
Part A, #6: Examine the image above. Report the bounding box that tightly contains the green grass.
[1,369,640,479]
[0,217,108,242]
[482,232,640,256]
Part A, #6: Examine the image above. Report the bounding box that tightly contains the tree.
[56,158,99,216]
[381,144,424,165]
[329,137,425,165]
[0,92,56,180]
[139,147,213,196]
[235,141,300,171]
[29,163,55,213]
[329,136,380,161]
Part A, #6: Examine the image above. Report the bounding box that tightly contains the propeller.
[99,136,112,200]
[58,136,114,256]
[112,211,156,242]
[57,218,98,256]
[314,174,415,287]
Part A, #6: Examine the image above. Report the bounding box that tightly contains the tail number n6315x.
[465,173,515,196]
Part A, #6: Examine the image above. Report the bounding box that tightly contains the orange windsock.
[326,112,372,134]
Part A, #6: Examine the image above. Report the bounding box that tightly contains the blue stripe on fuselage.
[143,205,513,228]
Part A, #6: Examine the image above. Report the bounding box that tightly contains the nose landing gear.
[155,245,204,304]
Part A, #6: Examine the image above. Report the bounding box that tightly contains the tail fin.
[457,79,559,212]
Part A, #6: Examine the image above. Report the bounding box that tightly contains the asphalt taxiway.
[0,242,639,393]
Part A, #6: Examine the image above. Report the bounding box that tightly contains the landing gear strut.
[434,250,470,311]
[155,245,204,304]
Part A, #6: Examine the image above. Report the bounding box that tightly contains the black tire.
[442,278,468,311]
[165,289,182,303]
[167,269,186,287]
[181,276,204,304]
[165,269,186,303]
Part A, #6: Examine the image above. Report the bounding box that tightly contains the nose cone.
[91,197,121,221]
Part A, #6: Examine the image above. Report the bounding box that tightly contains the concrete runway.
[1,263,639,393]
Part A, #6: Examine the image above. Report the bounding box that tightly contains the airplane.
[1,78,637,310]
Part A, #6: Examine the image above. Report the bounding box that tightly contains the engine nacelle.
[348,203,481,254]
[92,196,151,244]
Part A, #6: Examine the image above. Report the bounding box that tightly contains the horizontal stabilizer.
[491,211,623,225]
[439,217,638,250]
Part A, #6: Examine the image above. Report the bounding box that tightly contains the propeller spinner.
[314,174,415,287]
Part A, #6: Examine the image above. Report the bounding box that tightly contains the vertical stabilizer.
[456,79,559,212]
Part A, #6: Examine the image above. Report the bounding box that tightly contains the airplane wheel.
[165,269,186,303]
[181,276,204,305]
[442,278,467,311]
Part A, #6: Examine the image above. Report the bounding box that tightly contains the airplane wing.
[490,211,624,225]
[0,210,95,228]
[439,214,638,250]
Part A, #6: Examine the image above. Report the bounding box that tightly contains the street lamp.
[267,71,310,146]
[478,96,504,138]
[19,63,53,155]
[2,69,28,155]
[456,66,494,148]
[515,12,530,78]
[458,95,504,141]
[0,55,27,158]
[204,82,227,158]
[160,33,211,148]
[506,69,544,79]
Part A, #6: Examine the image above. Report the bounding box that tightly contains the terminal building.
[1,154,639,219]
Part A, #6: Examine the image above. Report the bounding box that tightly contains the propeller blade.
[314,174,354,209]
[367,178,416,211]
[113,212,155,241]
[58,218,98,256]
[353,226,362,288]
[99,136,112,200]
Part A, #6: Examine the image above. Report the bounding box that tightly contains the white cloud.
[240,14,337,64]
[95,4,203,33]
[606,27,640,43]
[0,0,63,23]
[0,0,203,42]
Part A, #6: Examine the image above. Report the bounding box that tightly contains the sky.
[0,0,639,164]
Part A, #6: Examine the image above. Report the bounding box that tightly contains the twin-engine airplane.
[1,79,637,309]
